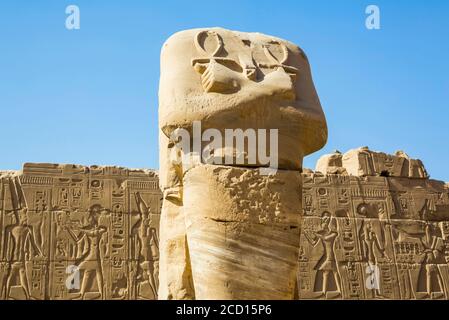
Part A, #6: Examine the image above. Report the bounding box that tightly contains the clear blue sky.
[0,1,448,181]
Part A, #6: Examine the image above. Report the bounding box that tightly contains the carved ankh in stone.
[191,30,258,93]
[158,27,327,299]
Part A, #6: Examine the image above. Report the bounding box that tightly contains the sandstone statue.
[158,27,327,299]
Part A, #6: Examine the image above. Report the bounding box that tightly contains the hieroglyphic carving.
[298,148,449,299]
[0,163,160,300]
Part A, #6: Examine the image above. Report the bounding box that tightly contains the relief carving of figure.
[65,207,107,300]
[417,223,445,298]
[359,220,389,298]
[3,208,43,300]
[304,213,342,298]
[131,192,159,299]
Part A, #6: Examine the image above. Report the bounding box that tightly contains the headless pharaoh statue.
[158,27,327,299]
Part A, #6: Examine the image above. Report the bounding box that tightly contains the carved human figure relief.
[304,213,342,298]
[133,192,159,299]
[4,208,43,300]
[417,223,445,298]
[65,208,107,300]
[359,220,389,298]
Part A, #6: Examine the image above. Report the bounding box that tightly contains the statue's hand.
[199,60,241,94]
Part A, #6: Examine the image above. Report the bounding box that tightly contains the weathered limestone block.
[183,165,302,299]
[341,147,428,178]
[315,150,347,175]
[158,27,327,300]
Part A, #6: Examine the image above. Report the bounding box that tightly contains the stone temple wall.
[300,171,449,299]
[299,148,449,299]
[1,147,449,300]
[0,163,161,300]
